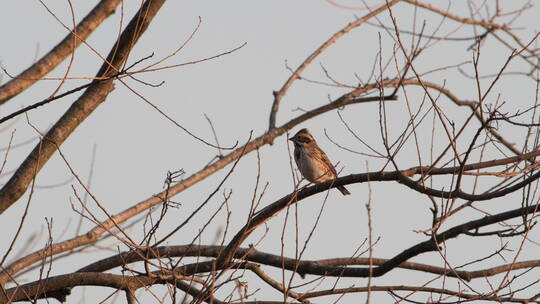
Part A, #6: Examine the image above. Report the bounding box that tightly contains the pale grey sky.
[1,1,539,303]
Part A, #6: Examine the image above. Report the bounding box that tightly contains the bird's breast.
[294,147,333,183]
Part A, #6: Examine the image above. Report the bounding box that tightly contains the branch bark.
[0,0,167,214]
[1,142,536,285]
[0,83,397,284]
[78,244,540,283]
[0,0,123,104]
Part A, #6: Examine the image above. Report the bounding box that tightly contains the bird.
[289,128,350,195]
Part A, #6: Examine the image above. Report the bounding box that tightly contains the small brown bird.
[289,128,351,195]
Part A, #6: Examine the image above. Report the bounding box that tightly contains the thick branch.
[0,0,123,104]
[0,83,396,284]
[1,142,536,285]
[3,201,539,302]
[0,0,166,214]
[215,171,540,276]
[0,269,287,304]
[1,272,154,303]
[78,244,540,282]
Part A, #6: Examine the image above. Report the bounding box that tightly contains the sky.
[1,0,539,303]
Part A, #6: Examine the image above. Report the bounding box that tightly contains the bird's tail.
[337,186,351,195]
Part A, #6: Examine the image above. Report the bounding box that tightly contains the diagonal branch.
[0,0,123,104]
[267,0,401,130]
[0,82,396,284]
[214,182,539,279]
[2,125,535,286]
[214,147,540,266]
[0,0,167,214]
[2,199,539,302]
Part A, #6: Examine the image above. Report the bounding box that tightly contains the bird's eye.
[297,136,311,143]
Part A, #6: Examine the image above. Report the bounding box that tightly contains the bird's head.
[289,128,315,147]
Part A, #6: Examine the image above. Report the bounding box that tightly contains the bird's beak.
[288,137,295,142]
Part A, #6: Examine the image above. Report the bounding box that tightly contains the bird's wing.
[315,146,337,176]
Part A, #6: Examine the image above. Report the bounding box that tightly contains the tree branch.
[267,0,401,130]
[0,0,123,104]
[0,0,167,214]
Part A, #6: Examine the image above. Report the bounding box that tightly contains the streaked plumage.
[289,128,350,195]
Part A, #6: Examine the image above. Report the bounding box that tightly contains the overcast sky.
[1,1,539,303]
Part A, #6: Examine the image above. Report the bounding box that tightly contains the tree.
[1,0,539,303]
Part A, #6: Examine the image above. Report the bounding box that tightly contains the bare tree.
[1,0,540,303]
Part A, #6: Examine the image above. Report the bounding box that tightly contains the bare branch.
[0,0,123,104]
